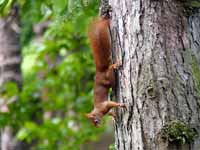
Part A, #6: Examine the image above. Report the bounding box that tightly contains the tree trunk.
[0,10,21,86]
[110,0,200,149]
[0,7,29,150]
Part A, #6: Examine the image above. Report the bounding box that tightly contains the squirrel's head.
[86,113,102,127]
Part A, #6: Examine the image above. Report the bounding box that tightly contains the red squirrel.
[86,16,126,127]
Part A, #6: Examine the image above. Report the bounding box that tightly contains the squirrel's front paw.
[119,103,127,110]
[109,62,122,70]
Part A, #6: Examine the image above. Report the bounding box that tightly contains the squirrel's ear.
[86,113,93,119]
[86,113,91,118]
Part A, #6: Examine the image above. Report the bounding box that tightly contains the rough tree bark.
[109,0,200,149]
[0,6,29,150]
[189,8,200,66]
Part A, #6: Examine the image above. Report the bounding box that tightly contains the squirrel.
[86,16,126,127]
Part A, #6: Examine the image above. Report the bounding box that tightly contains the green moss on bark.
[190,1,200,8]
[181,0,200,16]
[161,120,198,144]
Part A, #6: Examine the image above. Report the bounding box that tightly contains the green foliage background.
[0,0,110,149]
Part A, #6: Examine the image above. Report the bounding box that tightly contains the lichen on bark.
[191,54,200,96]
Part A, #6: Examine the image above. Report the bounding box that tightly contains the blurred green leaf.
[5,82,19,97]
[17,128,30,140]
[51,0,67,13]
[0,0,8,12]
